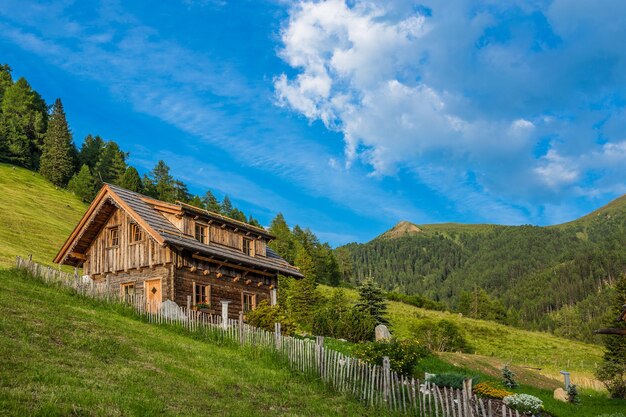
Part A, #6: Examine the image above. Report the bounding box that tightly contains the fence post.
[239,310,244,344]
[383,356,391,404]
[316,336,325,377]
[462,378,473,416]
[271,288,277,306]
[274,322,282,350]
[220,300,231,329]
[186,295,192,324]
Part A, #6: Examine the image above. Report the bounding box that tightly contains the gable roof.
[54,184,303,278]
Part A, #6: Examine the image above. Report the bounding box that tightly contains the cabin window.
[194,283,210,305]
[108,227,119,247]
[195,224,208,244]
[130,223,142,243]
[242,292,256,313]
[121,282,135,301]
[242,238,253,256]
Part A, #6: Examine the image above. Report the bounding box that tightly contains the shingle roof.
[107,184,303,278]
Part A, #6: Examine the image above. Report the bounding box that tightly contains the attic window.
[195,224,208,244]
[108,227,119,247]
[242,238,253,256]
[130,223,142,243]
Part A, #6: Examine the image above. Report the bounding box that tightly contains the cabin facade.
[54,184,303,318]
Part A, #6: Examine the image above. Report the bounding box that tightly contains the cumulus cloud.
[275,0,626,221]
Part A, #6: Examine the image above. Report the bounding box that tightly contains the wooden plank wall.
[175,260,272,318]
[91,265,173,301]
[85,209,172,276]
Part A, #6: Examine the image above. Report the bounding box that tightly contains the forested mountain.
[336,197,626,343]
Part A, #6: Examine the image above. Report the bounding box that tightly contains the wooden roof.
[54,184,303,278]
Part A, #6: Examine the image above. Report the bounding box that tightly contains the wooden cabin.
[54,184,303,318]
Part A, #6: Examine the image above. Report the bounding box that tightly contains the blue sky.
[2,0,626,246]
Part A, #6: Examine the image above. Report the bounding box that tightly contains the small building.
[54,184,303,318]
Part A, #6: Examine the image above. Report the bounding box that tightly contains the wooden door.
[145,278,162,313]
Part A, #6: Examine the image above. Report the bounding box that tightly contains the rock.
[553,388,568,402]
[160,300,187,321]
[375,324,392,341]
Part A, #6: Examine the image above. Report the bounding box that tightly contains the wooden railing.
[15,255,521,417]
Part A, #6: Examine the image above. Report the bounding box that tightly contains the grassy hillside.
[0,269,375,416]
[0,163,87,267]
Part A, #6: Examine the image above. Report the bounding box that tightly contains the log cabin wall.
[175,255,273,318]
[84,208,172,276]
[91,265,173,301]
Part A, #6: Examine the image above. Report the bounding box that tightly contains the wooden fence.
[15,256,521,417]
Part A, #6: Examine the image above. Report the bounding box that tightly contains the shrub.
[312,291,377,343]
[473,381,513,399]
[595,414,626,417]
[411,319,473,353]
[245,301,296,336]
[353,339,430,376]
[596,359,626,399]
[567,383,580,404]
[503,394,543,415]
[429,372,479,390]
[502,364,519,389]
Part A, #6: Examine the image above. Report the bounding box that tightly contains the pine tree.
[79,134,104,170]
[202,190,221,213]
[173,180,190,203]
[94,141,126,184]
[248,215,262,228]
[356,277,388,325]
[118,166,143,192]
[268,213,296,263]
[1,77,47,168]
[187,194,205,209]
[145,160,176,201]
[287,247,322,330]
[221,195,233,216]
[39,99,76,186]
[0,64,12,102]
[294,242,316,282]
[67,164,96,202]
[596,273,626,398]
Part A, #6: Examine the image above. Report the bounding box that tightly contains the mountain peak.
[380,221,422,239]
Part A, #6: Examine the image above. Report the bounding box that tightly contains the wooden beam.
[594,328,626,335]
[191,253,275,277]
[69,251,87,261]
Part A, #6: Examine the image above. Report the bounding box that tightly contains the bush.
[596,360,626,399]
[245,301,296,336]
[353,339,430,376]
[428,372,479,390]
[567,383,580,404]
[312,291,377,343]
[503,394,543,415]
[502,364,519,389]
[473,381,513,399]
[411,319,473,353]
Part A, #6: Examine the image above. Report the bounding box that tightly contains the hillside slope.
[0,163,87,267]
[0,269,372,416]
[337,196,626,339]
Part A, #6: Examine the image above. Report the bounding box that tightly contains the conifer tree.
[94,141,126,184]
[287,246,322,330]
[39,99,75,186]
[145,160,176,201]
[0,64,12,102]
[79,134,104,170]
[596,273,626,398]
[187,194,205,209]
[118,166,143,192]
[67,164,96,202]
[221,195,233,216]
[248,215,262,228]
[268,213,296,263]
[202,190,221,213]
[173,180,190,203]
[356,277,388,325]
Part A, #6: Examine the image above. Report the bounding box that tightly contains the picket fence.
[15,255,521,417]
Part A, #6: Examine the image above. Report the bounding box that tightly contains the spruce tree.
[356,277,388,325]
[187,195,205,209]
[287,245,322,330]
[39,98,75,186]
[67,164,96,202]
[248,215,262,227]
[596,273,626,398]
[79,134,104,170]
[268,213,296,263]
[146,160,175,201]
[221,195,233,216]
[202,190,221,213]
[173,180,190,202]
[94,141,126,184]
[0,64,12,102]
[118,166,143,192]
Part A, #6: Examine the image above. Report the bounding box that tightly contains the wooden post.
[220,300,231,329]
[383,356,391,404]
[560,370,571,390]
[274,322,281,350]
[271,288,278,306]
[316,336,325,377]
[462,378,472,416]
[239,310,244,344]
[186,295,192,320]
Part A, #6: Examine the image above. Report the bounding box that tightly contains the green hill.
[336,196,626,342]
[0,269,370,416]
[0,163,87,267]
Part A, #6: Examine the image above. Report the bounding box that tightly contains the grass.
[0,268,382,416]
[0,163,87,268]
[319,285,603,378]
